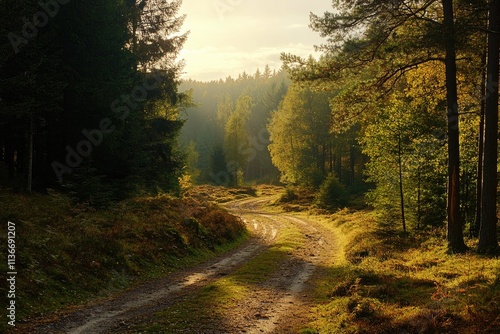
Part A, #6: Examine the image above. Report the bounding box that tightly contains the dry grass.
[307,210,500,334]
[182,184,257,203]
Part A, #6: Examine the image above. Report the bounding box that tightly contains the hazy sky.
[179,0,333,81]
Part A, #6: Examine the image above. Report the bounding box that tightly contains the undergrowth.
[183,185,258,203]
[307,210,500,334]
[0,189,246,332]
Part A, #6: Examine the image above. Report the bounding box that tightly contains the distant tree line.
[181,69,367,198]
[180,67,288,186]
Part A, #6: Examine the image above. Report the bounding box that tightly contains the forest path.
[27,195,340,333]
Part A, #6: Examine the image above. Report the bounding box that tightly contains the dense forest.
[183,0,500,252]
[0,0,189,205]
[1,1,498,251]
[1,0,499,253]
[179,68,288,186]
[281,0,499,254]
[180,71,367,193]
[0,0,499,332]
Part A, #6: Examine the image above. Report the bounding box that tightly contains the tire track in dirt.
[25,198,277,334]
[25,195,338,334]
[31,242,264,334]
[219,201,338,333]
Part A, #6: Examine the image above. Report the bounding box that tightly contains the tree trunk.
[442,0,467,253]
[319,145,326,177]
[337,153,342,182]
[477,0,499,254]
[27,117,34,194]
[329,141,333,173]
[5,137,15,180]
[349,138,355,186]
[473,52,487,238]
[417,167,422,230]
[398,136,406,233]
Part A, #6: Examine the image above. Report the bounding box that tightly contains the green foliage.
[316,173,348,210]
[224,94,253,185]
[209,145,231,186]
[180,70,288,185]
[216,93,234,126]
[361,97,447,229]
[280,187,299,202]
[282,0,494,250]
[268,84,334,187]
[63,162,117,208]
[182,141,201,186]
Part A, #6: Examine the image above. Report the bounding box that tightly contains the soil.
[19,194,340,334]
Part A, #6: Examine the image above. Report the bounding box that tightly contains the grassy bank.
[0,189,246,332]
[306,209,500,334]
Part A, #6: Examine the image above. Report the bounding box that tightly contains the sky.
[178,0,333,82]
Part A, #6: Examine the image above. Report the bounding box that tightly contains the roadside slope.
[303,209,500,334]
[0,191,246,333]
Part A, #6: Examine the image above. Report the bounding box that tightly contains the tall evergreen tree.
[441,0,467,252]
[0,0,187,202]
[477,0,499,254]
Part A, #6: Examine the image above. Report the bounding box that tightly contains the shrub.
[315,173,348,209]
[280,187,299,202]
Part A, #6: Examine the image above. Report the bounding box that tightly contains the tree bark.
[473,52,487,238]
[5,137,15,180]
[337,153,342,182]
[477,0,499,254]
[349,137,356,186]
[442,0,467,253]
[329,141,333,173]
[398,136,406,233]
[27,116,33,194]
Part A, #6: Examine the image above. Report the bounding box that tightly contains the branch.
[375,57,445,91]
[462,25,500,34]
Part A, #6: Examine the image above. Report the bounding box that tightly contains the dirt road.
[27,195,339,333]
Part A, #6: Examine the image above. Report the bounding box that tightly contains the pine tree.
[0,0,188,201]
[477,0,499,254]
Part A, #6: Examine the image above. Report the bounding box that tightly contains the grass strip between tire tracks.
[133,220,305,333]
